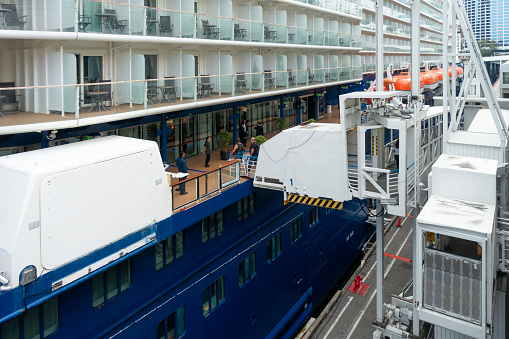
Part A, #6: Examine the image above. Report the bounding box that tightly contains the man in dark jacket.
[176,151,188,195]
[240,119,248,146]
[254,122,264,136]
[204,136,211,167]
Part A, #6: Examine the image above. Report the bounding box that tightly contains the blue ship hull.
[0,181,371,339]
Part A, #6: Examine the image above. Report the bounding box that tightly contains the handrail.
[0,66,363,91]
[169,159,239,186]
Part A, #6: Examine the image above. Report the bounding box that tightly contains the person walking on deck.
[204,136,211,167]
[176,151,188,195]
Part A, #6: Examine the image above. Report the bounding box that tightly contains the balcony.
[0,67,362,130]
[293,0,363,17]
[0,0,361,49]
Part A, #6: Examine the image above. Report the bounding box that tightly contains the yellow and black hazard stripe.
[285,194,343,210]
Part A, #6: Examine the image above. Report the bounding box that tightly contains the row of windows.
[202,276,225,317]
[156,232,184,270]
[92,259,131,307]
[239,252,256,286]
[1,298,58,339]
[202,211,223,243]
[238,194,255,221]
[290,218,303,244]
[267,233,282,263]
[157,306,185,339]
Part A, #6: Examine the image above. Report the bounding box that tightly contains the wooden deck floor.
[166,107,340,212]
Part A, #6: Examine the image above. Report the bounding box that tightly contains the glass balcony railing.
[0,67,362,128]
[295,0,363,17]
[0,0,362,49]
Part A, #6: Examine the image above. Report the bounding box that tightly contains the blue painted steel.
[266,287,312,338]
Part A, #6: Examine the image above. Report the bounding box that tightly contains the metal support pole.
[376,199,384,322]
[442,0,449,153]
[412,204,420,335]
[280,94,285,119]
[410,0,420,97]
[233,101,238,143]
[375,0,384,92]
[314,89,319,121]
[161,113,167,164]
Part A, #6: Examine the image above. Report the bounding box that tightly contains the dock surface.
[306,213,415,339]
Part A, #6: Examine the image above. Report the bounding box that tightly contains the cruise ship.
[0,0,445,338]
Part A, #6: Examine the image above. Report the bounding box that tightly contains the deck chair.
[0,82,20,114]
[104,9,128,33]
[2,4,27,30]
[160,16,173,36]
[164,76,178,101]
[98,80,112,108]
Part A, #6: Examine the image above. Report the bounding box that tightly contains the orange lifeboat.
[429,66,443,83]
[420,70,439,90]
[392,72,424,91]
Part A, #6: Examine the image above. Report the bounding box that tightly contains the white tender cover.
[0,136,172,288]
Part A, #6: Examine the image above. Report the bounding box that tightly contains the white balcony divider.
[251,6,263,42]
[276,55,288,87]
[63,54,78,114]
[116,52,131,105]
[220,55,233,94]
[130,0,145,35]
[297,55,307,84]
[296,14,307,44]
[182,54,195,98]
[220,0,233,40]
[131,54,145,105]
[251,55,263,90]
[276,10,287,43]
[181,0,194,38]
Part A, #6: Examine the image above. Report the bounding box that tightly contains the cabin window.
[1,297,58,339]
[309,206,319,227]
[239,252,256,286]
[202,276,225,316]
[267,233,282,263]
[237,194,255,221]
[92,259,131,307]
[156,306,185,339]
[156,231,184,270]
[290,218,303,243]
[201,211,223,243]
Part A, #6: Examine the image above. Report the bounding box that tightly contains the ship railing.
[0,66,362,128]
[10,0,361,43]
[170,159,240,211]
[228,153,257,177]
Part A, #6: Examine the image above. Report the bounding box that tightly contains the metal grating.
[423,248,482,324]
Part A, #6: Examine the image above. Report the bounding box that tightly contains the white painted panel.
[131,54,145,104]
[40,151,156,270]
[115,52,131,104]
